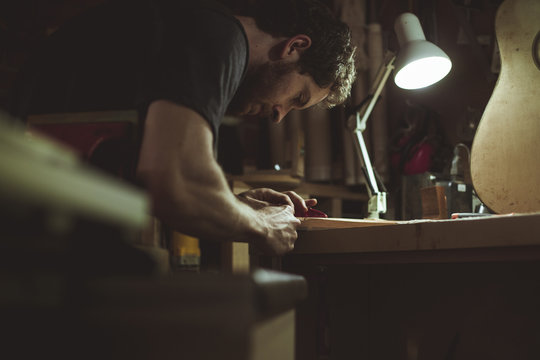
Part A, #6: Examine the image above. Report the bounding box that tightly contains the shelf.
[228,171,368,201]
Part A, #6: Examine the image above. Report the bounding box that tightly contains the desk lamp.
[348,12,452,219]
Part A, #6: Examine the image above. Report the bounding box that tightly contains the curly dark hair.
[246,0,357,108]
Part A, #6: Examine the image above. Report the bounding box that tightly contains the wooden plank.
[298,217,398,230]
[293,213,540,254]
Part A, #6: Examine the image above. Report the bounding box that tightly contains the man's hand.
[237,188,317,254]
[238,188,317,217]
[253,204,301,255]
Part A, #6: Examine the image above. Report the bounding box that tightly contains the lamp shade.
[393,13,452,90]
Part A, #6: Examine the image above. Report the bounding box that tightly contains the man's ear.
[280,34,312,60]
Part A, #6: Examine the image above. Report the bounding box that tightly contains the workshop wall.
[0,0,106,110]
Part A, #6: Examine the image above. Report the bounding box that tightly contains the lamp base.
[367,192,387,219]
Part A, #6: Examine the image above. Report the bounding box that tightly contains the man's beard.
[227,61,297,120]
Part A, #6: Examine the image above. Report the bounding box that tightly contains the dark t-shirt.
[11,0,249,146]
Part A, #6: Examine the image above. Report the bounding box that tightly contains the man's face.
[228,61,330,123]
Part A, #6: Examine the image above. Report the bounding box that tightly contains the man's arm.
[136,100,300,255]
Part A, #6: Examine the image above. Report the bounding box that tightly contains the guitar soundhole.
[534,30,540,71]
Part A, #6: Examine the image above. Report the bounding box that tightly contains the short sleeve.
[139,3,248,144]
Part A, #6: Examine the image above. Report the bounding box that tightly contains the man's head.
[251,0,356,108]
[228,0,356,122]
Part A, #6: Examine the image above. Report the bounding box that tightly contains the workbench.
[280,213,540,360]
[291,213,540,263]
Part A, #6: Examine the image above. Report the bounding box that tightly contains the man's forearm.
[139,161,299,255]
[138,160,266,244]
[136,100,299,254]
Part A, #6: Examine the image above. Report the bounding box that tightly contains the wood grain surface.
[298,217,398,230]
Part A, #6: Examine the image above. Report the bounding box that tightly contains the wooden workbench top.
[293,213,540,255]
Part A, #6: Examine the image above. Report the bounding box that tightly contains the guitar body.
[471,0,540,213]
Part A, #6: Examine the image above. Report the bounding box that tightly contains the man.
[10,0,356,255]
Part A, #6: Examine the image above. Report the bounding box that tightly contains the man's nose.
[271,105,289,123]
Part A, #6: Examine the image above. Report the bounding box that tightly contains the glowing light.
[394,56,452,89]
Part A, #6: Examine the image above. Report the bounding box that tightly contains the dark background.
[0,0,503,219]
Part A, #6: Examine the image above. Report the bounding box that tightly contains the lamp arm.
[351,126,387,218]
[352,128,378,195]
[349,52,395,218]
[355,53,396,132]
